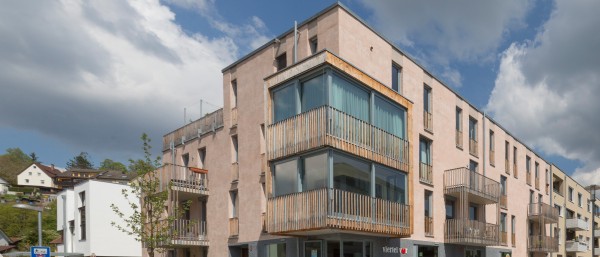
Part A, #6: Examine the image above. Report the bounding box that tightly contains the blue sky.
[1,0,599,185]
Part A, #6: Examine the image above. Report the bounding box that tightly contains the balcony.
[153,164,209,197]
[566,240,588,252]
[425,217,433,237]
[267,106,409,171]
[595,247,599,256]
[266,188,411,237]
[595,227,600,236]
[163,109,224,151]
[566,217,589,231]
[162,219,208,247]
[528,235,558,252]
[444,168,500,204]
[424,111,433,131]
[445,219,499,246]
[419,162,433,185]
[528,202,558,223]
[456,130,463,148]
[469,139,478,157]
[231,107,238,127]
[229,217,239,238]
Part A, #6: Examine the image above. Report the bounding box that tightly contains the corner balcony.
[445,219,499,246]
[266,188,411,237]
[162,109,224,151]
[565,240,588,252]
[159,219,208,247]
[528,235,558,252]
[444,168,500,204]
[528,202,558,223]
[566,217,589,231]
[153,164,209,198]
[595,227,600,237]
[267,106,409,172]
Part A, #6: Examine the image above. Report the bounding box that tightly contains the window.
[423,85,432,131]
[446,199,455,219]
[79,191,86,240]
[469,160,478,172]
[505,141,510,163]
[273,159,298,197]
[489,130,495,165]
[41,180,45,184]
[374,95,406,138]
[198,148,206,169]
[511,215,516,234]
[424,190,433,217]
[231,80,238,107]
[529,190,534,204]
[500,176,507,196]
[392,64,402,93]
[469,204,478,220]
[301,153,328,192]
[513,146,518,177]
[535,162,539,178]
[578,193,583,207]
[420,138,432,165]
[375,165,407,204]
[276,53,287,71]
[28,172,32,175]
[526,156,531,174]
[456,108,463,148]
[301,74,327,112]
[555,204,563,217]
[25,179,29,183]
[331,74,370,122]
[37,172,41,176]
[260,124,266,154]
[333,152,371,197]
[469,117,477,141]
[272,83,298,122]
[500,213,507,232]
[230,190,238,218]
[267,243,286,257]
[569,187,574,202]
[182,153,189,167]
[309,37,318,54]
[231,135,238,163]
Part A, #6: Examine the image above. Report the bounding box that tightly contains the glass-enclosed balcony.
[528,202,558,223]
[444,168,500,204]
[267,69,409,172]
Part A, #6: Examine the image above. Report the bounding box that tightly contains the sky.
[1,0,599,187]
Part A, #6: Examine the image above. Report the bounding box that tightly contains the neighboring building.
[0,177,9,194]
[56,180,141,257]
[149,3,598,257]
[0,229,20,253]
[54,169,135,189]
[17,163,62,190]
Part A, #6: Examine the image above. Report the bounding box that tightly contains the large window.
[374,96,405,138]
[424,190,433,217]
[331,74,369,122]
[301,74,326,112]
[301,153,328,192]
[420,138,431,165]
[392,64,402,93]
[273,84,297,122]
[375,165,406,204]
[501,213,507,232]
[446,199,455,219]
[469,117,477,141]
[273,159,298,196]
[333,152,371,196]
[267,243,286,257]
[501,176,507,196]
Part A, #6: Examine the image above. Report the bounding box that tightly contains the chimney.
[51,164,55,171]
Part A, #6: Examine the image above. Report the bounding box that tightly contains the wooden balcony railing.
[505,159,510,174]
[151,164,208,195]
[425,217,433,237]
[528,202,559,223]
[267,188,411,237]
[528,235,558,252]
[490,150,495,166]
[267,106,409,171]
[419,163,433,185]
[501,231,508,246]
[231,163,239,182]
[535,177,540,189]
[500,194,508,209]
[155,219,208,247]
[424,111,433,131]
[469,139,478,157]
[229,217,239,237]
[513,163,518,178]
[526,172,532,185]
[444,168,500,204]
[231,107,238,127]
[512,233,516,247]
[456,130,463,148]
[445,219,499,246]
[163,109,224,151]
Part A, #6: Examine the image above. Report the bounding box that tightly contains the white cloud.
[486,0,600,185]
[0,0,237,159]
[359,0,532,86]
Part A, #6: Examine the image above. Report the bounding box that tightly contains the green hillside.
[0,148,33,185]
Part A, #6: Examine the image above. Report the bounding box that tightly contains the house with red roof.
[16,163,63,190]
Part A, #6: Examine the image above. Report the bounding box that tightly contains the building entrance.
[417,245,438,257]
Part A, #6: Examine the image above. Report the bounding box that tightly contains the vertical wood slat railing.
[535,177,540,189]
[444,219,499,245]
[231,107,238,127]
[528,235,558,252]
[443,168,500,203]
[490,150,495,166]
[469,139,478,156]
[526,171,532,185]
[163,109,224,151]
[267,188,410,236]
[456,130,463,148]
[231,163,239,182]
[424,111,433,131]
[419,162,433,185]
[153,164,208,193]
[501,231,508,246]
[500,194,508,209]
[505,159,510,174]
[229,217,239,237]
[267,106,409,171]
[513,162,518,178]
[424,217,434,237]
[527,202,559,222]
[511,233,516,247]
[170,219,207,241]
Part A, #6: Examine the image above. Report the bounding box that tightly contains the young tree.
[29,152,38,162]
[66,152,94,169]
[99,159,128,173]
[111,134,179,257]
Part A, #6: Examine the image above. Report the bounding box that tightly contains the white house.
[56,180,141,257]
[17,163,62,189]
[0,178,9,195]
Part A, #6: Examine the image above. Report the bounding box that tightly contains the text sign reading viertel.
[30,246,50,257]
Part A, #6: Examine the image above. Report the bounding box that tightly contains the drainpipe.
[293,21,298,64]
[550,165,554,242]
[482,112,486,176]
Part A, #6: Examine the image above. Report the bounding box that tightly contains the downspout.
[293,21,298,64]
[550,165,554,242]
[482,112,486,176]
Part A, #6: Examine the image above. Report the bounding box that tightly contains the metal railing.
[169,219,207,241]
[267,188,411,236]
[151,164,208,194]
[528,235,558,252]
[267,106,409,171]
[419,163,433,185]
[445,219,499,246]
[528,202,559,223]
[424,111,433,131]
[444,168,500,203]
[163,109,224,151]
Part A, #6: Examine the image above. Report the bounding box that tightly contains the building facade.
[152,3,598,257]
[56,180,141,257]
[17,163,62,189]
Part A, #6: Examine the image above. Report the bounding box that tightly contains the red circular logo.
[400,248,408,254]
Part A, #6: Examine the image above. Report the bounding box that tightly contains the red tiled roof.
[0,245,16,253]
[49,236,63,244]
[8,237,21,244]
[36,163,62,177]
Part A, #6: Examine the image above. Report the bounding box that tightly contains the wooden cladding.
[528,202,559,223]
[163,109,224,151]
[424,217,433,237]
[267,188,411,237]
[231,163,239,182]
[424,111,433,132]
[490,150,495,166]
[535,177,540,189]
[151,164,209,195]
[501,231,508,246]
[444,219,499,246]
[444,168,500,204]
[229,217,239,237]
[511,233,516,247]
[528,235,558,252]
[267,106,409,171]
[500,195,507,209]
[526,172,532,185]
[231,107,238,127]
[469,139,478,157]
[419,163,433,185]
[513,162,518,178]
[505,159,510,174]
[155,219,208,247]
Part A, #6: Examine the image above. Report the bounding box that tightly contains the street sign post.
[30,246,50,257]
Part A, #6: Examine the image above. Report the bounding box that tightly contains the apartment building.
[151,3,598,257]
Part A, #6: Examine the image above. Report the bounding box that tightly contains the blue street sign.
[30,246,50,257]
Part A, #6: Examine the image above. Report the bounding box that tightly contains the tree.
[0,148,33,184]
[29,152,38,162]
[99,159,128,173]
[111,134,181,257]
[66,152,94,169]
